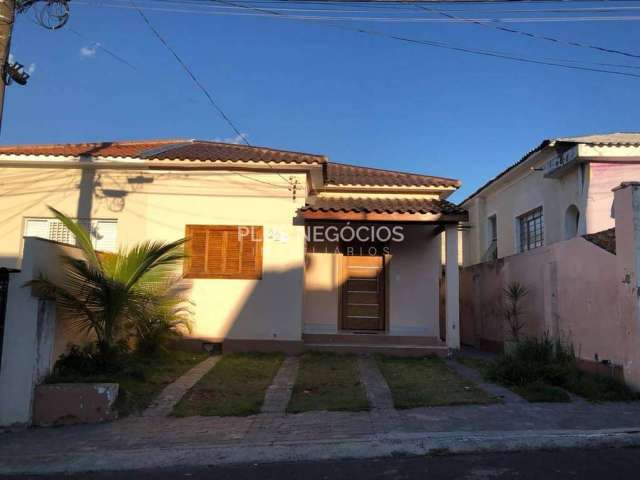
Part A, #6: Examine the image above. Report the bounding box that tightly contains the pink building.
[461,133,640,266]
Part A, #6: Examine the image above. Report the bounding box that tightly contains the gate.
[0,268,11,368]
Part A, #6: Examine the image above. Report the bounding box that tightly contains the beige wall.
[0,167,307,344]
[462,152,640,266]
[388,225,441,336]
[302,225,442,337]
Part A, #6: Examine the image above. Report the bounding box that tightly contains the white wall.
[463,151,590,266]
[0,238,82,426]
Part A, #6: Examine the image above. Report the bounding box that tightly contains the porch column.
[445,224,460,350]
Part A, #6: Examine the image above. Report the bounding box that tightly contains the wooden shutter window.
[184,225,263,279]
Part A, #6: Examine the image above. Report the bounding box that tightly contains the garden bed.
[46,350,209,416]
[173,352,284,417]
[287,352,369,413]
[478,338,640,403]
[376,355,495,408]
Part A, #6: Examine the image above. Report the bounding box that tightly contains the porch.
[302,333,448,356]
[300,196,466,354]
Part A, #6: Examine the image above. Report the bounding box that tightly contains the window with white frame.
[482,214,498,261]
[24,218,118,252]
[518,207,544,252]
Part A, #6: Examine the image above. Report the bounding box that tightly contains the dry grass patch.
[287,352,369,413]
[173,352,284,417]
[376,355,495,409]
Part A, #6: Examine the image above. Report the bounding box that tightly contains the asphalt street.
[5,447,640,479]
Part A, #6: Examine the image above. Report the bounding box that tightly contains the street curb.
[2,427,640,475]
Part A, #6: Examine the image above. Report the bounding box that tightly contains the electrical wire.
[129,0,297,187]
[84,1,640,22]
[128,0,249,145]
[67,26,139,70]
[412,2,640,59]
[211,0,640,79]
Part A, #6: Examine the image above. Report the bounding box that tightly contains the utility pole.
[0,0,16,131]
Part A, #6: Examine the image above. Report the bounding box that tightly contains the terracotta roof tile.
[583,228,616,254]
[0,140,181,158]
[0,139,326,164]
[327,162,460,188]
[301,197,465,215]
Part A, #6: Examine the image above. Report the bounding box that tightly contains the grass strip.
[173,352,284,417]
[377,355,495,409]
[287,352,369,413]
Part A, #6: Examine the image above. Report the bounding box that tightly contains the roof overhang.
[0,155,327,190]
[302,210,467,223]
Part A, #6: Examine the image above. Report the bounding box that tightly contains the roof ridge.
[190,140,327,159]
[329,161,460,183]
[0,139,188,151]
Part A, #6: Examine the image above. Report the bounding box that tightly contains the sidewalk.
[2,401,640,475]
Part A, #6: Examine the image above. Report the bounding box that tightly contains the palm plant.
[129,276,194,355]
[503,281,529,343]
[26,207,188,360]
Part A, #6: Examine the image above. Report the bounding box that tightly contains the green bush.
[487,336,574,387]
[564,370,639,402]
[513,381,571,403]
[48,342,145,382]
[487,336,638,403]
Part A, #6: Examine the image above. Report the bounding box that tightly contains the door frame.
[338,253,390,332]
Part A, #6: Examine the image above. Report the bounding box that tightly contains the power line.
[86,1,640,22]
[67,26,139,70]
[211,0,640,79]
[180,0,640,4]
[128,0,296,188]
[412,3,640,60]
[128,0,250,145]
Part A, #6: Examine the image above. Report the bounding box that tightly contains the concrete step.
[303,342,448,357]
[302,333,444,347]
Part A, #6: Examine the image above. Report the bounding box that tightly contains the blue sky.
[4,1,640,201]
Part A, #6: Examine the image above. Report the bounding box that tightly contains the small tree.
[503,281,528,342]
[25,206,188,361]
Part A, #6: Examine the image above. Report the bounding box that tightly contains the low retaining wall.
[461,237,632,374]
[33,383,119,427]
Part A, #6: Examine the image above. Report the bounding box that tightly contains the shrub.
[487,336,637,403]
[513,381,571,403]
[564,370,639,402]
[487,336,574,387]
[49,342,145,381]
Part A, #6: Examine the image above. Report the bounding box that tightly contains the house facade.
[461,133,640,266]
[0,140,465,361]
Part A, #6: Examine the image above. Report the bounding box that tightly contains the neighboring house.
[460,133,640,266]
[457,133,640,388]
[0,140,465,360]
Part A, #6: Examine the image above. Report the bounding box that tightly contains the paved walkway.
[358,356,395,410]
[261,356,299,414]
[3,402,640,475]
[445,359,527,404]
[4,352,640,475]
[142,355,221,417]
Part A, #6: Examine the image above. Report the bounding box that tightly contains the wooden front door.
[341,255,385,331]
